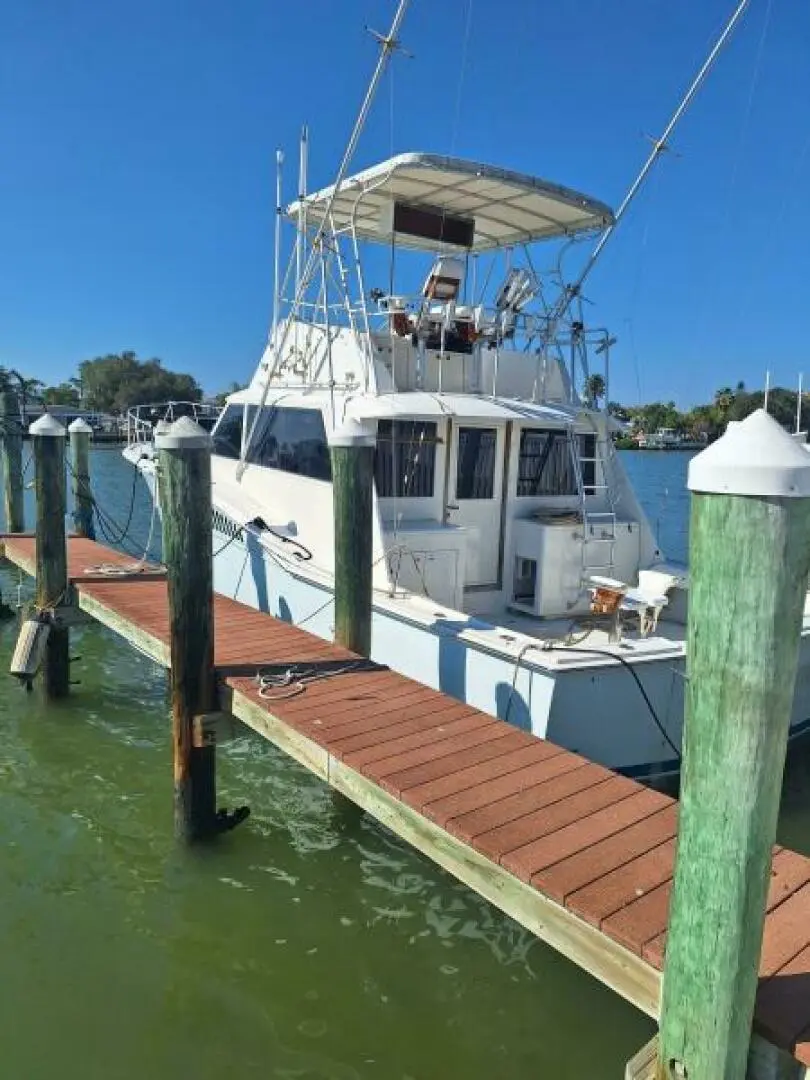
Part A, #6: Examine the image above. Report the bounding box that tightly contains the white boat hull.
[210,520,693,778]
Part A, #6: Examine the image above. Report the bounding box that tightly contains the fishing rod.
[541,0,751,346]
[237,0,410,479]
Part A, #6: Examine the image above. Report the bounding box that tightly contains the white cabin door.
[447,423,504,587]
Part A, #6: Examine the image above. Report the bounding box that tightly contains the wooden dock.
[5,532,810,1075]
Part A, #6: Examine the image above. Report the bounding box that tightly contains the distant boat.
[636,428,705,451]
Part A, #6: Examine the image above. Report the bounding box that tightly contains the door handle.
[446,504,459,511]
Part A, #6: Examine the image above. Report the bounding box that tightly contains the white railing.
[281,292,612,352]
[125,401,222,446]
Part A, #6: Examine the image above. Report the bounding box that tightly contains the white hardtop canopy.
[286,152,614,253]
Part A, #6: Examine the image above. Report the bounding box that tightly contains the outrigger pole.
[237,0,411,479]
[543,0,751,340]
[271,149,284,347]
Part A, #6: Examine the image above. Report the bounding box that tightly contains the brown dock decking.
[4,533,810,1071]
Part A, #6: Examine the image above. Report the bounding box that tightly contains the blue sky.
[2,0,808,406]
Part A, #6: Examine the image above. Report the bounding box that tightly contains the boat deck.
[4,532,810,1073]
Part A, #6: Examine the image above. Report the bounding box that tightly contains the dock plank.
[473,775,638,866]
[446,760,609,843]
[601,880,673,956]
[504,788,670,883]
[565,837,677,929]
[538,804,678,906]
[348,720,515,779]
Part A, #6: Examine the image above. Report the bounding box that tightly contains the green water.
[2,447,810,1079]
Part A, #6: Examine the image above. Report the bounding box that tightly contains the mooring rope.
[256,662,361,701]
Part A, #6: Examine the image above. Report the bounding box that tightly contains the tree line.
[0,352,205,419]
[602,382,807,440]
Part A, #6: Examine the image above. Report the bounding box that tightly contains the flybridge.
[285,152,614,253]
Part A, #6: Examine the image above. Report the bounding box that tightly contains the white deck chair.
[621,570,681,637]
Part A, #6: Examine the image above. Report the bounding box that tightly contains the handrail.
[125,401,222,446]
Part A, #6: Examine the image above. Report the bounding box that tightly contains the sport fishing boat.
[124,0,810,779]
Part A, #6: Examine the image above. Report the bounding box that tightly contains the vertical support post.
[328,418,376,657]
[654,410,810,1080]
[68,418,95,540]
[1,389,25,532]
[156,416,217,843]
[30,413,70,698]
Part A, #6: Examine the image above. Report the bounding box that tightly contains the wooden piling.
[328,418,376,657]
[30,413,70,698]
[1,389,24,532]
[156,416,218,842]
[654,410,810,1080]
[68,418,95,540]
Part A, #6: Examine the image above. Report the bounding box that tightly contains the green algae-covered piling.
[1,389,24,533]
[328,418,376,657]
[68,418,95,540]
[30,413,70,698]
[655,409,810,1080]
[0,389,24,618]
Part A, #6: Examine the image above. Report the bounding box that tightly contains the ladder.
[569,422,619,579]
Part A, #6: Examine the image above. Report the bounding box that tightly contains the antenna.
[271,149,284,347]
[296,125,309,292]
[764,369,771,413]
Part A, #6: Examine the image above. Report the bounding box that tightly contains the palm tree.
[714,386,735,413]
[9,370,45,424]
[68,376,83,404]
[584,373,606,409]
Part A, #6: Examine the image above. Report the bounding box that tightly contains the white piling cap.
[154,415,212,450]
[29,413,66,437]
[689,408,810,497]
[67,418,94,435]
[327,417,376,448]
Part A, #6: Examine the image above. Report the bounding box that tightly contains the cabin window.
[246,406,331,481]
[375,420,437,498]
[211,404,244,459]
[516,428,577,497]
[456,427,496,499]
